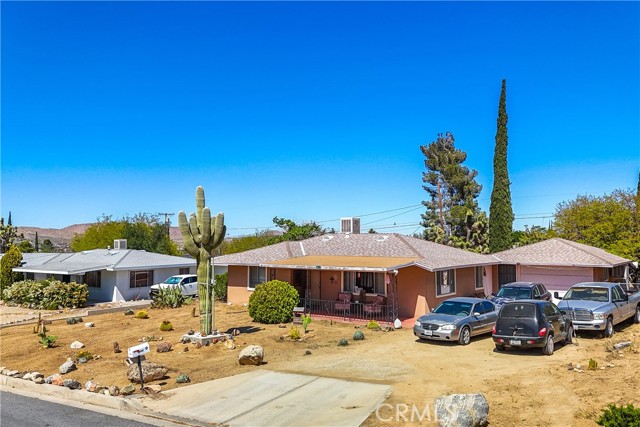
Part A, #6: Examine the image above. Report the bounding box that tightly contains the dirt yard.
[1,302,638,427]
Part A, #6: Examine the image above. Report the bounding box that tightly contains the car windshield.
[563,287,609,302]
[496,286,532,299]
[163,277,181,285]
[500,303,536,318]
[433,301,472,317]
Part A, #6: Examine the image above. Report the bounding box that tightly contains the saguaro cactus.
[178,186,226,335]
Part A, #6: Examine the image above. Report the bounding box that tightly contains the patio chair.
[363,295,386,317]
[335,292,351,317]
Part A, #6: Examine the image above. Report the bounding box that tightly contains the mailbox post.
[127,343,150,391]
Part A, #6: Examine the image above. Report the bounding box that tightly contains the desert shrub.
[135,310,149,319]
[3,279,88,309]
[353,330,365,340]
[214,272,228,302]
[588,358,598,370]
[1,245,23,295]
[248,280,299,324]
[597,404,640,427]
[289,326,301,340]
[301,314,312,333]
[76,350,93,360]
[37,325,57,348]
[366,320,381,330]
[151,286,192,309]
[338,338,349,346]
[159,320,173,331]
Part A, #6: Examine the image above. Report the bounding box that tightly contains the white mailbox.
[127,342,150,359]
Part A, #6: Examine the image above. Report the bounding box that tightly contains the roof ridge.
[557,238,618,264]
[394,234,424,258]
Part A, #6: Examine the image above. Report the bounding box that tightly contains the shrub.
[135,310,149,319]
[76,350,93,360]
[159,320,173,331]
[597,404,640,427]
[150,286,192,309]
[214,272,228,302]
[37,325,57,348]
[366,320,381,330]
[301,314,312,333]
[353,330,365,340]
[3,279,88,309]
[1,245,23,295]
[338,338,349,347]
[588,358,598,370]
[289,326,301,340]
[248,280,299,324]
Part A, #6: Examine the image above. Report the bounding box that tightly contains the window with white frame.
[475,267,484,289]
[248,266,266,290]
[130,270,153,288]
[343,271,385,295]
[436,269,456,296]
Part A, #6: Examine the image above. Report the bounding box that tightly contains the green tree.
[35,232,39,252]
[269,217,326,243]
[17,240,36,253]
[40,239,56,253]
[553,189,639,260]
[489,79,515,253]
[0,216,19,253]
[420,132,488,253]
[220,230,274,255]
[1,245,23,296]
[512,225,557,247]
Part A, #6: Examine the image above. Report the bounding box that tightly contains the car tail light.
[527,340,535,344]
[497,338,504,343]
[491,326,496,334]
[538,327,547,337]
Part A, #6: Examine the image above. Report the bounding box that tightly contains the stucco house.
[215,232,497,322]
[12,240,195,302]
[491,238,631,292]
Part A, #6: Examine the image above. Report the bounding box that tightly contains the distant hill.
[17,224,184,252]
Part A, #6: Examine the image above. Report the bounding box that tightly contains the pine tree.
[489,80,514,252]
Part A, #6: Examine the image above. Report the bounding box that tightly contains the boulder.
[70,341,84,349]
[145,384,162,393]
[121,384,136,395]
[63,379,81,390]
[127,361,168,384]
[238,345,264,366]
[50,374,65,386]
[435,393,489,427]
[59,360,77,374]
[108,385,120,396]
[34,377,44,384]
[124,309,134,315]
[156,342,172,353]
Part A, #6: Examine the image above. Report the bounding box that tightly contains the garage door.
[519,266,593,292]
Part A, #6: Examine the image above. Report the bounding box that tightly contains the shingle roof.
[214,233,496,272]
[13,249,195,275]
[492,238,629,267]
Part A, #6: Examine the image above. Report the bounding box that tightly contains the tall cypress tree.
[489,79,514,252]
[35,231,40,252]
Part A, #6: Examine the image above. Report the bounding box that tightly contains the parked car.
[489,282,551,307]
[413,297,498,345]
[492,300,573,355]
[149,274,198,298]
[556,282,640,337]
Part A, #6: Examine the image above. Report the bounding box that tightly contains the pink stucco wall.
[518,265,594,291]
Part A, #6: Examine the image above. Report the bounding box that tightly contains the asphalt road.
[0,391,156,427]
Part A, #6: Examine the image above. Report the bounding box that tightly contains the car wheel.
[604,317,614,338]
[542,334,554,355]
[458,326,471,345]
[495,344,505,352]
[564,325,573,345]
[634,306,640,324]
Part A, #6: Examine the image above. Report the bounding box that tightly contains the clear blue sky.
[2,1,639,237]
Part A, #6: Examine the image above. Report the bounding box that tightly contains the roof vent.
[113,239,127,250]
[322,235,335,242]
[340,217,360,234]
[376,236,389,242]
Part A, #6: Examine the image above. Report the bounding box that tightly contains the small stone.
[113,342,122,353]
[600,367,606,370]
[607,363,615,368]
[278,324,286,328]
[304,350,312,356]
[176,373,191,384]
[187,329,195,335]
[84,322,94,328]
[5,370,19,377]
[70,341,84,349]
[613,341,632,350]
[184,347,189,352]
[74,317,83,323]
[156,342,172,353]
[93,355,101,360]
[575,364,582,370]
[67,317,78,325]
[59,360,77,374]
[212,338,219,344]
[224,340,236,350]
[85,380,98,392]
[50,374,64,386]
[233,329,240,336]
[102,389,110,396]
[567,363,574,371]
[108,385,120,396]
[78,357,88,364]
[121,384,136,395]
[124,309,134,315]
[145,384,161,393]
[34,377,44,384]
[63,379,81,389]
[196,342,202,349]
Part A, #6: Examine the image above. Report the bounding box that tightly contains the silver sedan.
[413,297,498,345]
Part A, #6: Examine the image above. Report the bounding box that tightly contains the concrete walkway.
[136,370,392,427]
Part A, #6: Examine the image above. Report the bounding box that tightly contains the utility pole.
[157,212,175,236]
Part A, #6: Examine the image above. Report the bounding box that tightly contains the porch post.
[388,272,399,324]
[304,269,310,312]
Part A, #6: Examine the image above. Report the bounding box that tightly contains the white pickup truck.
[556,282,640,337]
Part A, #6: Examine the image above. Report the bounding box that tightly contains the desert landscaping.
[1,301,639,426]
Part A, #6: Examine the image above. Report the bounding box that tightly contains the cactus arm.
[201,207,211,246]
[196,186,205,225]
[188,214,202,245]
[178,212,199,257]
[211,213,226,248]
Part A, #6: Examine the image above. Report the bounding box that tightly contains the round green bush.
[159,320,173,331]
[134,310,149,319]
[248,280,299,324]
[338,338,349,347]
[353,330,365,340]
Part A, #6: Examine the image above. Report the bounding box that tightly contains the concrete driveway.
[136,369,392,427]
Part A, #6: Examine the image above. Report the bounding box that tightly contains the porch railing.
[300,298,391,323]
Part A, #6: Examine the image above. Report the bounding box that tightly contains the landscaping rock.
[124,309,134,315]
[70,341,84,349]
[156,342,172,353]
[187,329,195,335]
[145,384,162,393]
[435,393,489,427]
[121,384,136,395]
[78,357,88,364]
[4,370,20,377]
[24,372,44,382]
[63,379,81,390]
[238,345,264,365]
[59,360,77,374]
[613,341,632,350]
[127,361,168,384]
[113,342,121,353]
[225,340,236,350]
[176,373,191,384]
[67,317,78,325]
[51,374,65,386]
[85,380,98,392]
[34,377,44,384]
[85,322,94,328]
[108,385,120,396]
[233,329,240,336]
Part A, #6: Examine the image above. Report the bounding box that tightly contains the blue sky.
[2,1,639,237]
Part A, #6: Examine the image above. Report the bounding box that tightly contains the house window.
[475,267,484,289]
[130,270,153,288]
[179,268,190,275]
[26,273,35,280]
[343,272,385,295]
[436,269,456,297]
[611,265,625,279]
[85,271,101,288]
[248,266,266,290]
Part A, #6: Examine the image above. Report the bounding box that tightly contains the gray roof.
[13,249,195,275]
[214,233,496,272]
[492,238,629,268]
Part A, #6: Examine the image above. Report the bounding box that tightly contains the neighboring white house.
[12,240,195,302]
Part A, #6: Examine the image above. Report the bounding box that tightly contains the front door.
[292,270,308,300]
